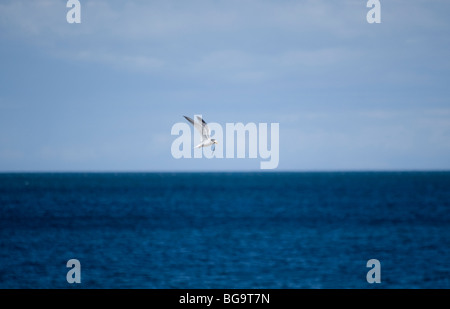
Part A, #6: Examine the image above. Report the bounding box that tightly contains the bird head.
[212,139,219,144]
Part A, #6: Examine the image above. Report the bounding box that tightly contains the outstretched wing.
[196,116,211,140]
[183,116,210,140]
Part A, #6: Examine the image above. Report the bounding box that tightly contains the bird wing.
[196,116,211,140]
[183,116,210,140]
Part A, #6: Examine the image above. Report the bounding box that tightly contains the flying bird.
[183,116,218,151]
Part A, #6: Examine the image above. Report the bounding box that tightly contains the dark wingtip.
[196,115,207,125]
[183,116,194,125]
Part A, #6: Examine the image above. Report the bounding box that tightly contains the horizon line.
[1,169,450,174]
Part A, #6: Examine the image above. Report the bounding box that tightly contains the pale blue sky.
[0,0,449,171]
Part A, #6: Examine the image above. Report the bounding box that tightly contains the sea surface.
[0,172,449,288]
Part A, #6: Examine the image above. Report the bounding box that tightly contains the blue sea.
[1,172,449,288]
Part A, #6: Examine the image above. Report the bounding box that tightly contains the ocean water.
[0,172,449,288]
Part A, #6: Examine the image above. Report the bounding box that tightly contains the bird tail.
[194,143,205,149]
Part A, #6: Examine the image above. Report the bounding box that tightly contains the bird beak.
[215,141,219,144]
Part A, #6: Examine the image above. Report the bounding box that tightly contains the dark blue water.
[1,172,449,288]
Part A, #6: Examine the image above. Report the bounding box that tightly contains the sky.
[0,0,449,171]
